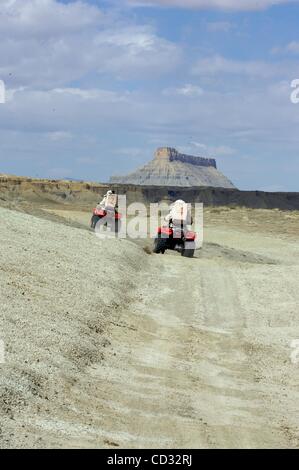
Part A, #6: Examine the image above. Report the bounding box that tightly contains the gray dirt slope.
[1,205,299,449]
[0,206,147,448]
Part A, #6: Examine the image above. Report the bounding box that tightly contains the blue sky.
[1,0,299,190]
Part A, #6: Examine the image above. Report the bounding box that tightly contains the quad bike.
[153,224,196,258]
[91,207,122,233]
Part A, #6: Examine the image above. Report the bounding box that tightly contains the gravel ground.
[1,204,299,449]
[0,206,147,448]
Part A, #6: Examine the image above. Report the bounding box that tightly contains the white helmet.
[106,190,113,196]
[174,199,185,205]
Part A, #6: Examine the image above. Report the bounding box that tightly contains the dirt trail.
[81,246,298,449]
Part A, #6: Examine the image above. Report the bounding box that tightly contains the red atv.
[153,224,196,258]
[91,207,122,233]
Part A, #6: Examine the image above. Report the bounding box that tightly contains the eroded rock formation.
[110,147,235,188]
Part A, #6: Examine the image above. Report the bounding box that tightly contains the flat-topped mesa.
[110,147,235,188]
[155,147,217,169]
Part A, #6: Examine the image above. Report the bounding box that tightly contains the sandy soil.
[0,204,299,448]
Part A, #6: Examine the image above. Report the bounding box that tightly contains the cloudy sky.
[1,0,299,190]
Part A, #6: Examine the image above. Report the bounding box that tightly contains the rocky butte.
[110,147,236,188]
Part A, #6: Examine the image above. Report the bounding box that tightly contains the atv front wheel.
[153,237,167,254]
[91,215,100,229]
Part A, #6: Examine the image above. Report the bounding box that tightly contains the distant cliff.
[1,174,299,210]
[110,147,234,188]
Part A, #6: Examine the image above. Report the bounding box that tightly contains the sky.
[1,0,299,190]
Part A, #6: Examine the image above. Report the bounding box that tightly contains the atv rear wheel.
[181,241,195,258]
[113,219,122,234]
[153,237,167,254]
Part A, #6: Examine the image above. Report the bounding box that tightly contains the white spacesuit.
[164,200,192,227]
[99,190,113,209]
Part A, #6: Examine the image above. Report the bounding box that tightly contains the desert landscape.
[1,176,299,449]
[2,0,299,454]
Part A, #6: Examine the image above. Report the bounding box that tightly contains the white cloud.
[192,55,286,78]
[163,84,204,97]
[53,87,128,103]
[283,41,299,54]
[189,141,208,150]
[272,41,299,55]
[127,0,296,11]
[287,41,299,53]
[93,26,181,78]
[47,131,73,141]
[0,0,103,38]
[2,78,298,146]
[181,142,236,157]
[0,0,181,88]
[211,145,237,156]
